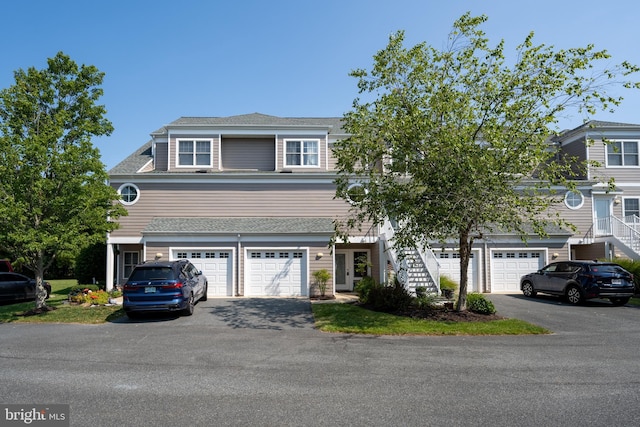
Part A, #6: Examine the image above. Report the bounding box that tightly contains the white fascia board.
[107,236,143,244]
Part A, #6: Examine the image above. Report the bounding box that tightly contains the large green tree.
[333,13,640,311]
[0,52,126,310]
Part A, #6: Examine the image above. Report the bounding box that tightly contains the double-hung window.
[177,139,212,167]
[285,139,319,167]
[624,198,640,222]
[607,141,639,166]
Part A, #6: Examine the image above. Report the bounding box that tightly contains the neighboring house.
[431,120,640,293]
[106,115,640,297]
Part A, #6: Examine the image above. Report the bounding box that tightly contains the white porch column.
[106,243,115,291]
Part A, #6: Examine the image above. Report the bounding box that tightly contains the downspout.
[236,234,241,296]
[483,241,488,293]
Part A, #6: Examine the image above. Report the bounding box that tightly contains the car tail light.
[123,284,136,291]
[162,282,184,289]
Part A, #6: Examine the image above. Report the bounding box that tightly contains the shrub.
[368,279,413,312]
[355,276,378,304]
[439,276,458,291]
[312,269,331,297]
[415,286,427,298]
[466,293,496,315]
[75,242,107,287]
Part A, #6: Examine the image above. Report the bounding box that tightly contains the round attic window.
[346,183,367,205]
[564,190,584,210]
[118,183,140,205]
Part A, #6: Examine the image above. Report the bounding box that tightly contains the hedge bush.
[466,293,496,315]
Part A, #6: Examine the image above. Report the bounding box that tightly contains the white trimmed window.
[285,139,319,167]
[607,141,639,166]
[177,139,213,167]
[118,183,140,205]
[564,190,584,210]
[623,198,640,221]
[123,252,139,279]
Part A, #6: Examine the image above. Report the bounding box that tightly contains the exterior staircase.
[584,215,640,259]
[380,219,440,295]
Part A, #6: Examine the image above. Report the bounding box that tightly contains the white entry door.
[335,250,370,291]
[594,198,612,236]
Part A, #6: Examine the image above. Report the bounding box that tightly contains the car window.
[592,265,627,274]
[128,267,174,281]
[542,264,559,273]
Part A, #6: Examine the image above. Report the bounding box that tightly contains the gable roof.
[556,120,640,142]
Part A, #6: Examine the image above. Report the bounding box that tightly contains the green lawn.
[0,279,124,324]
[312,303,550,336]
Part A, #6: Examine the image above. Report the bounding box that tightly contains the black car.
[0,272,52,303]
[123,260,208,318]
[520,261,635,305]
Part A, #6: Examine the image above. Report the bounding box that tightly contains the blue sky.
[2,0,640,170]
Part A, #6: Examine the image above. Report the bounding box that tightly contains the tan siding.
[110,182,356,236]
[221,138,275,171]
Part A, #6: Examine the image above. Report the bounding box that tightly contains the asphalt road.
[1,295,639,427]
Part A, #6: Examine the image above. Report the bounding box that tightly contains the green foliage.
[0,52,127,308]
[312,269,331,296]
[466,293,496,315]
[414,286,427,298]
[354,276,378,304]
[75,243,107,286]
[332,13,640,312]
[439,276,458,291]
[367,279,414,312]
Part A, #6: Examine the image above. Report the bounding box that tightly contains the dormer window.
[177,139,213,167]
[285,139,319,167]
[607,141,639,166]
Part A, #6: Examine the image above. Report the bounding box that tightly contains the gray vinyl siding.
[110,181,356,236]
[155,143,168,171]
[221,138,275,171]
[588,140,640,183]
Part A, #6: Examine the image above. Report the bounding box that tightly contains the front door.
[594,198,612,236]
[335,250,370,291]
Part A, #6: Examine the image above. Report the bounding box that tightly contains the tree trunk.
[455,231,473,312]
[34,253,47,310]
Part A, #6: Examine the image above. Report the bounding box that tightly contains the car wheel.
[522,281,536,298]
[200,283,208,302]
[610,297,630,306]
[183,293,195,316]
[566,285,583,305]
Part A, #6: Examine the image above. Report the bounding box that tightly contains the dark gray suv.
[520,261,634,305]
[123,260,208,318]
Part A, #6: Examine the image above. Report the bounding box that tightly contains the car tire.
[522,281,536,298]
[566,285,583,305]
[125,312,139,320]
[610,297,630,306]
[200,283,208,302]
[183,293,195,316]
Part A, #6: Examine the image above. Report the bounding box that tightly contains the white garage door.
[437,251,479,292]
[491,250,545,293]
[246,250,307,296]
[173,250,233,297]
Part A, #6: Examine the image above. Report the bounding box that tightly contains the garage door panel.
[246,250,306,296]
[173,250,233,297]
[491,251,544,292]
[437,252,478,292]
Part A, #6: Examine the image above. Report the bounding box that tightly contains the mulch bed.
[359,303,504,322]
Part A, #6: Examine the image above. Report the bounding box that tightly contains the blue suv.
[123,260,208,318]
